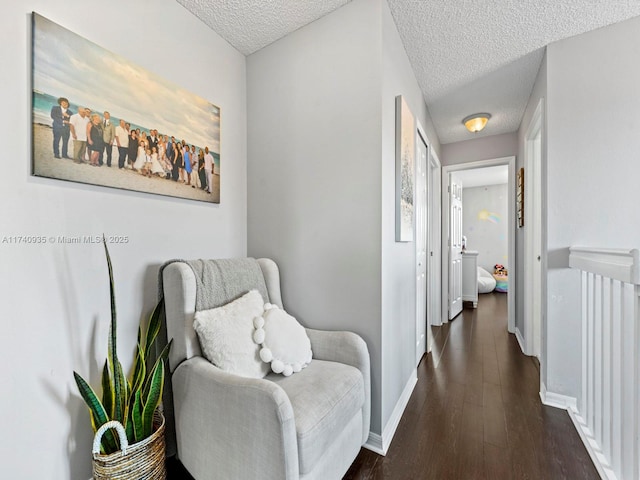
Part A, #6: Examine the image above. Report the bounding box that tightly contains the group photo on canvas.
[32,13,221,203]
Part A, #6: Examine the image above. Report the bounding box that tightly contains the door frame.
[448,172,464,320]
[415,127,428,364]
[524,99,545,358]
[441,156,516,333]
[416,122,441,355]
[429,149,442,332]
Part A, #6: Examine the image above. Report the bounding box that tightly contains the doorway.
[524,99,544,360]
[415,129,428,365]
[415,123,441,363]
[442,157,516,333]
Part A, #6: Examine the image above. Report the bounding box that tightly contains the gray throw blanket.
[157,257,270,310]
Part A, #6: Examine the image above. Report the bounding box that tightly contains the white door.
[525,100,543,359]
[449,173,463,319]
[416,134,428,364]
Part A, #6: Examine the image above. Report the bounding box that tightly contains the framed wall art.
[517,167,524,227]
[395,95,415,242]
[31,12,221,203]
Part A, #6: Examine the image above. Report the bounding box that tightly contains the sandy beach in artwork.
[33,123,220,203]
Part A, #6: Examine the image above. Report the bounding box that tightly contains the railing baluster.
[582,270,588,417]
[568,247,640,480]
[612,279,623,479]
[602,276,612,461]
[622,283,635,480]
[588,272,595,434]
[595,274,603,446]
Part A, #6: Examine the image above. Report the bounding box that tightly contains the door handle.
[537,255,541,261]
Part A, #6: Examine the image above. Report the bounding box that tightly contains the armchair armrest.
[305,328,371,444]
[172,356,299,480]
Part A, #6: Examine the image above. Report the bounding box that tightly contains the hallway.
[345,293,599,479]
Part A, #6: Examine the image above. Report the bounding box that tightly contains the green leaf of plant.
[144,300,164,357]
[113,359,127,423]
[125,406,134,445]
[142,340,171,401]
[103,238,127,426]
[74,371,118,453]
[100,360,113,419]
[129,343,146,406]
[132,390,144,443]
[142,361,164,438]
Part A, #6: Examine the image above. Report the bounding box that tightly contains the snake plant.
[73,238,171,454]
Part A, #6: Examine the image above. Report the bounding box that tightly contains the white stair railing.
[569,247,640,480]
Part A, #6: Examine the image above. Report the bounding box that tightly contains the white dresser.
[461,250,479,308]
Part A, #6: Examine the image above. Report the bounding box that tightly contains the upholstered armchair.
[162,258,370,480]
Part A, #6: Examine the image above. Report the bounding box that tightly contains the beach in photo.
[33,123,220,203]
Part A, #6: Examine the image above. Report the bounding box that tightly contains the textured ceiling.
[387,0,640,143]
[178,0,640,145]
[176,0,351,55]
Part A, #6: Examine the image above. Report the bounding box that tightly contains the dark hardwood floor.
[344,292,599,480]
[168,292,598,479]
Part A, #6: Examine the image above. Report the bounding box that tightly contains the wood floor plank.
[484,442,512,480]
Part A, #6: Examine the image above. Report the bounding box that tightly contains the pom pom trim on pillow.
[253,304,312,377]
[193,289,269,379]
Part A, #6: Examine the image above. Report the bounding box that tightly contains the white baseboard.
[515,327,527,355]
[363,369,417,456]
[363,432,384,456]
[567,409,616,480]
[540,383,615,479]
[539,383,577,412]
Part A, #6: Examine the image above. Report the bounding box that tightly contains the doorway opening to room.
[442,157,516,335]
[415,123,442,366]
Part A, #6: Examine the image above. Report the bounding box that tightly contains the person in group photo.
[50,96,72,159]
[190,145,198,188]
[134,133,147,172]
[183,143,192,186]
[141,147,153,177]
[148,129,158,151]
[114,119,129,169]
[101,111,115,167]
[166,135,175,169]
[150,146,165,177]
[198,148,207,191]
[173,139,182,182]
[68,106,90,164]
[157,136,166,168]
[204,146,214,194]
[127,128,138,170]
[86,113,104,167]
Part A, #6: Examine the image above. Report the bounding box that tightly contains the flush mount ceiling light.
[462,113,491,133]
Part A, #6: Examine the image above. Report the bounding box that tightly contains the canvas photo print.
[395,95,415,242]
[32,12,221,203]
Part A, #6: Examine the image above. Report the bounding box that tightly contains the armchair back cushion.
[163,258,283,372]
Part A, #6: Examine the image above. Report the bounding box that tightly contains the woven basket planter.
[92,410,166,480]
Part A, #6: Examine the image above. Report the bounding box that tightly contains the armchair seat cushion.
[266,359,364,474]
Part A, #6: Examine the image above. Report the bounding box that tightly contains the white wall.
[380,0,440,428]
[462,184,509,272]
[247,0,384,432]
[0,2,247,478]
[544,16,640,400]
[441,132,518,166]
[247,0,440,437]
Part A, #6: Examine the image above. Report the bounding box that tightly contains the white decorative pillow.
[193,290,270,379]
[253,303,312,377]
